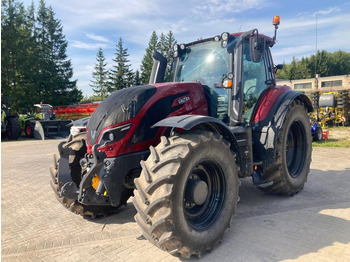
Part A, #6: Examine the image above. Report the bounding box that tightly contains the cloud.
[314,7,341,16]
[86,33,111,43]
[70,40,109,50]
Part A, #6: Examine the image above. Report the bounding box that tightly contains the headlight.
[108,132,114,141]
[98,123,132,145]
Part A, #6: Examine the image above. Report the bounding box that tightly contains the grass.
[313,139,350,148]
[312,126,350,148]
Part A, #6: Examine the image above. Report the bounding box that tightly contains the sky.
[21,0,350,97]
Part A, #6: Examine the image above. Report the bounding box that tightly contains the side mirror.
[274,64,283,74]
[249,37,266,63]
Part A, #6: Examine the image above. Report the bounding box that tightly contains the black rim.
[286,120,306,178]
[183,160,226,230]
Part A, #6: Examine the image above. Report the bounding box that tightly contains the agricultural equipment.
[311,90,350,128]
[53,102,101,120]
[18,104,71,139]
[1,103,21,140]
[50,16,313,258]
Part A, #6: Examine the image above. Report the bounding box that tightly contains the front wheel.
[25,121,34,138]
[133,131,239,258]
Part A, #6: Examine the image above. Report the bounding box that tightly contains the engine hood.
[87,85,156,145]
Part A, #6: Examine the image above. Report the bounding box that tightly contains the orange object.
[322,130,329,140]
[273,16,280,26]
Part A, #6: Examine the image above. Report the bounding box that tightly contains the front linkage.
[50,132,143,217]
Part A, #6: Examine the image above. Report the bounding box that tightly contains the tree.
[133,70,141,86]
[36,0,81,105]
[1,0,31,110]
[90,48,109,99]
[1,0,81,112]
[108,37,133,92]
[140,31,158,84]
[164,30,176,81]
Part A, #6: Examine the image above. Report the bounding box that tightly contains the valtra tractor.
[50,16,312,258]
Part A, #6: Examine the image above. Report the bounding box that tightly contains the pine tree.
[164,30,176,81]
[133,70,141,86]
[108,37,133,92]
[90,48,109,99]
[36,0,81,105]
[1,0,30,110]
[140,31,158,84]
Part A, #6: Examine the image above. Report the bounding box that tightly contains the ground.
[1,139,350,261]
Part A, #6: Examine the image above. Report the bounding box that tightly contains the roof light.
[273,15,280,26]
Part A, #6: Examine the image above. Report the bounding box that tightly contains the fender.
[153,115,237,145]
[153,115,248,175]
[251,88,312,168]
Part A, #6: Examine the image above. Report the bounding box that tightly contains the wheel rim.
[184,160,226,230]
[26,125,32,136]
[286,120,306,178]
[317,128,323,140]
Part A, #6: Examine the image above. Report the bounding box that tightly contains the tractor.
[50,16,312,258]
[18,104,71,139]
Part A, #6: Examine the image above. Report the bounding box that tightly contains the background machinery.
[50,16,313,258]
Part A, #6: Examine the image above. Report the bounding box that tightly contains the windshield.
[175,41,230,97]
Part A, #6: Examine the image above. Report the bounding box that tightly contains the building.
[276,74,350,94]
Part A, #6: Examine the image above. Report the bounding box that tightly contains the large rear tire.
[6,117,21,140]
[260,100,312,195]
[133,131,239,258]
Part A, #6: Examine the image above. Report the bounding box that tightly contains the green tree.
[36,0,81,105]
[133,70,141,86]
[108,37,133,92]
[90,48,109,99]
[140,31,158,84]
[164,30,176,81]
[1,0,31,111]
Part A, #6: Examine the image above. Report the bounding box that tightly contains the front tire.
[260,100,312,195]
[133,131,239,258]
[25,121,34,138]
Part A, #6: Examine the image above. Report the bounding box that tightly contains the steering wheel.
[244,85,257,98]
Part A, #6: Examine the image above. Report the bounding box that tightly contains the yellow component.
[92,174,100,190]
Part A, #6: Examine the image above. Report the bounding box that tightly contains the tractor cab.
[33,104,55,120]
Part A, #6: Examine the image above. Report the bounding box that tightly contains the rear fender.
[251,89,312,168]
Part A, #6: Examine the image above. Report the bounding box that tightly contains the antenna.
[314,14,318,78]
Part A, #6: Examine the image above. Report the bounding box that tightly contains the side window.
[242,42,268,122]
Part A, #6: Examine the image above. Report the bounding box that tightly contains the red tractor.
[51,16,312,258]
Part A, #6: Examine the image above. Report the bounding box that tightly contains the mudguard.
[251,88,312,168]
[153,115,250,175]
[34,121,45,140]
[153,115,237,146]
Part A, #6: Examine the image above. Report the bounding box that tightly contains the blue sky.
[21,0,350,97]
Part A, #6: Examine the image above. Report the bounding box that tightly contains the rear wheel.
[313,126,323,141]
[6,117,21,140]
[133,131,239,258]
[260,100,312,195]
